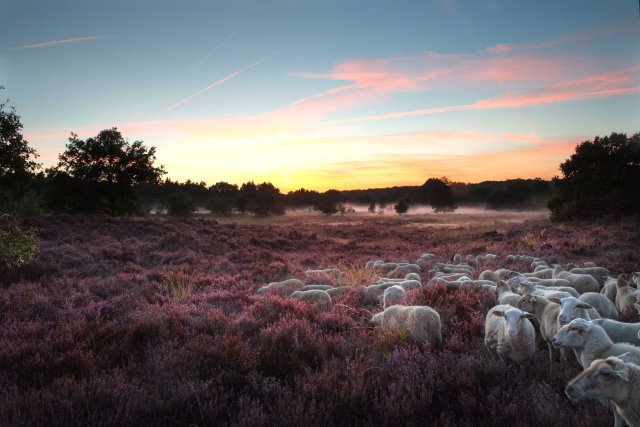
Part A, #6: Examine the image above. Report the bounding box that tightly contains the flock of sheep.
[256,255,640,427]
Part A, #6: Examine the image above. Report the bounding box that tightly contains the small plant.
[517,227,548,250]
[159,271,196,300]
[0,220,39,267]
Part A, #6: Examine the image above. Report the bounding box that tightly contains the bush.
[0,221,39,267]
[166,193,196,216]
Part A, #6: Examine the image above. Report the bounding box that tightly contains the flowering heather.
[0,214,639,426]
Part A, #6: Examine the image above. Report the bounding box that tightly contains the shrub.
[0,221,39,268]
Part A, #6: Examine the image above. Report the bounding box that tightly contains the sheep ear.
[548,297,561,304]
[491,310,505,317]
[577,302,592,309]
[612,370,630,382]
[524,313,536,321]
[618,352,632,363]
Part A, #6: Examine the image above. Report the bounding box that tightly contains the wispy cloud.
[191,31,237,71]
[2,35,114,51]
[163,51,280,113]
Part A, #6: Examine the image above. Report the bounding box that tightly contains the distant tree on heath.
[394,199,409,215]
[166,192,196,216]
[368,199,376,213]
[207,181,239,216]
[548,132,640,221]
[422,177,457,213]
[48,128,165,215]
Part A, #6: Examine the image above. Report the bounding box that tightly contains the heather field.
[1,213,639,427]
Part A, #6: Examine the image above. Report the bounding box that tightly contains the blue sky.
[1,0,639,190]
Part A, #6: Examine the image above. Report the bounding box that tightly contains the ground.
[0,211,638,426]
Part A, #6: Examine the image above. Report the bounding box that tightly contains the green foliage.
[0,91,40,191]
[422,177,457,213]
[394,199,409,215]
[0,221,39,268]
[548,132,640,221]
[166,192,196,216]
[315,190,341,216]
[49,128,165,215]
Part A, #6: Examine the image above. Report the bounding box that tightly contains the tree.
[394,199,409,215]
[368,199,376,213]
[207,181,239,216]
[548,132,640,221]
[422,177,457,213]
[49,128,165,215]
[166,192,196,216]
[0,89,39,194]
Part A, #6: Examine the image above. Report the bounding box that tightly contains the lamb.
[579,292,619,319]
[516,294,563,363]
[591,319,640,346]
[615,274,640,315]
[569,266,610,287]
[484,305,536,364]
[257,278,304,295]
[496,280,522,307]
[290,290,333,309]
[552,265,599,294]
[552,319,640,370]
[601,276,618,304]
[554,296,601,326]
[565,355,640,427]
[383,285,407,309]
[370,304,442,345]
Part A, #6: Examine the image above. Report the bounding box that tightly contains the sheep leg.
[613,409,625,427]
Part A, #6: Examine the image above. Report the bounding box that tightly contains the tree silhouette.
[394,199,409,215]
[548,132,640,221]
[422,177,457,213]
[49,128,165,215]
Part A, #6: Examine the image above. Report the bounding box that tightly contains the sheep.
[371,304,442,345]
[579,292,619,319]
[525,277,572,288]
[516,281,578,300]
[419,253,436,261]
[390,264,421,276]
[531,260,549,271]
[373,262,400,273]
[304,268,342,281]
[591,319,640,346]
[601,277,619,308]
[362,282,396,303]
[301,284,335,291]
[479,269,518,282]
[552,319,640,370]
[452,253,463,264]
[569,266,610,287]
[290,290,333,309]
[615,274,640,315]
[476,253,498,267]
[552,265,599,294]
[516,294,563,363]
[523,268,554,279]
[484,305,537,364]
[383,285,407,309]
[404,272,421,282]
[633,272,640,286]
[496,280,522,307]
[257,278,304,295]
[365,260,383,270]
[565,354,640,427]
[325,286,355,298]
[555,296,601,326]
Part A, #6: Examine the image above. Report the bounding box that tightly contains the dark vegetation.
[1,215,639,425]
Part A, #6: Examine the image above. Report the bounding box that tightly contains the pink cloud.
[483,43,514,55]
[2,35,114,50]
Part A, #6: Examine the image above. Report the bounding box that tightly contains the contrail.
[191,31,237,71]
[163,51,280,113]
[2,35,113,50]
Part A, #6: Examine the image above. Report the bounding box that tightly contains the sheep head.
[565,355,632,403]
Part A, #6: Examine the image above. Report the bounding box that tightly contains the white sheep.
[615,274,640,315]
[404,272,421,282]
[569,266,610,287]
[525,277,572,288]
[362,282,396,303]
[290,289,333,309]
[565,354,640,427]
[452,253,463,263]
[552,319,640,370]
[523,268,554,280]
[578,292,619,319]
[516,281,579,299]
[371,305,442,345]
[302,284,334,291]
[496,280,521,307]
[391,264,421,276]
[383,285,407,309]
[484,305,537,364]
[326,286,355,297]
[601,276,618,304]
[591,319,640,346]
[554,296,601,326]
[552,265,599,294]
[257,278,304,295]
[480,268,518,283]
[516,294,564,363]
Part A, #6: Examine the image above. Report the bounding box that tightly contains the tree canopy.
[48,128,165,215]
[422,177,457,213]
[548,132,640,221]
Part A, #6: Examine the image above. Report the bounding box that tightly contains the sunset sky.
[1,0,639,191]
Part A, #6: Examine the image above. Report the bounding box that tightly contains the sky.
[1,0,639,192]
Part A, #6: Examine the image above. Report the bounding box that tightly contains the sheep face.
[370,312,383,326]
[565,356,631,403]
[557,297,593,326]
[516,294,537,313]
[552,318,592,349]
[491,308,536,339]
